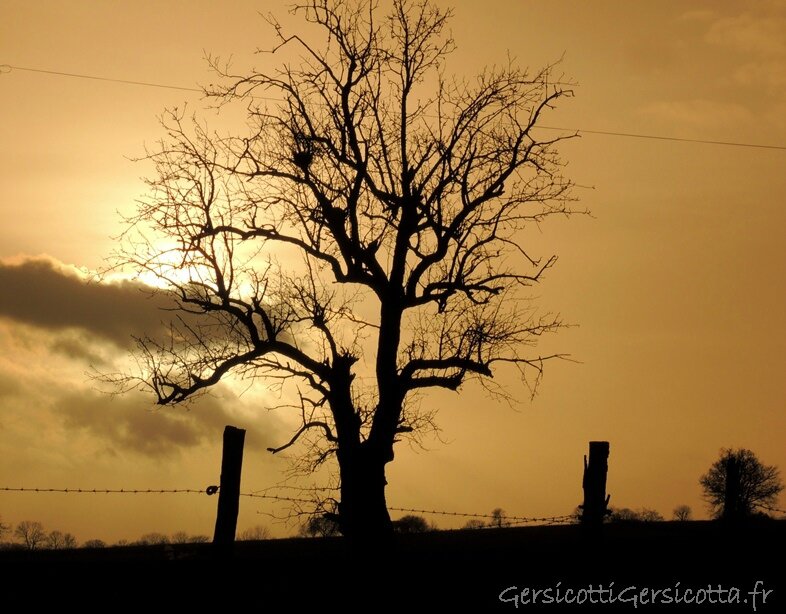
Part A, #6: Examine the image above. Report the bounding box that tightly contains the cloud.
[49,332,111,365]
[54,386,278,458]
[638,99,754,131]
[0,256,171,348]
[705,13,786,58]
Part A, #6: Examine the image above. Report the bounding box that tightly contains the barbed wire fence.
[0,485,578,529]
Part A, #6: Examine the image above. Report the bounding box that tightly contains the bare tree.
[607,507,663,523]
[45,530,77,550]
[237,525,271,541]
[82,539,107,548]
[170,531,212,544]
[299,514,342,538]
[112,0,577,538]
[0,516,10,542]
[490,508,507,528]
[135,533,169,546]
[700,448,783,520]
[14,521,46,550]
[392,514,430,533]
[171,531,191,544]
[672,505,692,521]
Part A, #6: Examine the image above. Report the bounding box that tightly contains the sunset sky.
[1,0,784,543]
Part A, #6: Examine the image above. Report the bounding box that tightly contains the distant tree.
[672,505,692,521]
[490,508,507,528]
[462,519,486,530]
[637,508,664,522]
[82,539,106,548]
[700,448,784,520]
[299,515,342,538]
[607,507,637,523]
[0,516,10,541]
[607,507,663,523]
[111,0,578,539]
[392,515,430,533]
[14,521,46,550]
[170,531,211,544]
[136,532,169,546]
[45,530,77,550]
[171,531,191,544]
[237,525,271,541]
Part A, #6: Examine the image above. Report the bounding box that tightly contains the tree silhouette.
[392,514,430,533]
[237,525,271,541]
[672,505,692,521]
[700,448,783,520]
[490,508,507,528]
[45,530,78,550]
[299,514,342,538]
[113,0,577,538]
[14,521,46,550]
[607,507,663,523]
[0,516,10,542]
[82,539,107,549]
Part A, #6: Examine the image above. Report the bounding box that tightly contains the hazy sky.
[1,0,784,542]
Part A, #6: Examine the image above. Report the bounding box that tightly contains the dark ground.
[1,520,783,610]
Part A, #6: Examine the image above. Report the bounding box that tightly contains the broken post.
[213,425,246,546]
[581,441,610,527]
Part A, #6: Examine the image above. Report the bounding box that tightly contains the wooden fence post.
[213,425,246,546]
[581,441,610,527]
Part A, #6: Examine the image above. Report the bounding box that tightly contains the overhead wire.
[2,63,785,151]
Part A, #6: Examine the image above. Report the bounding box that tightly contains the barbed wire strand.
[9,486,781,522]
[0,486,572,523]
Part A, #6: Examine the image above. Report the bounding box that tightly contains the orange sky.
[1,0,784,543]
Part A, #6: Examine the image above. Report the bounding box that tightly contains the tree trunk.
[336,443,393,541]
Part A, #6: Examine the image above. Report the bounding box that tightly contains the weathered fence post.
[213,425,246,546]
[581,441,610,527]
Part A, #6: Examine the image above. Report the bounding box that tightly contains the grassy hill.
[2,520,783,610]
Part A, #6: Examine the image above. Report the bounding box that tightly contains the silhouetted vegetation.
[237,525,271,541]
[110,0,578,539]
[672,504,692,521]
[700,448,783,520]
[45,530,77,549]
[607,507,664,523]
[82,539,106,549]
[14,520,46,550]
[299,515,342,538]
[392,515,431,533]
[490,508,507,528]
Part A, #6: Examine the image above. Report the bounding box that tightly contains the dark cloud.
[49,333,110,365]
[0,257,171,348]
[55,387,278,458]
[0,372,22,399]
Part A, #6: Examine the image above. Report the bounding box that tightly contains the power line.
[2,63,785,152]
[539,126,786,151]
[1,64,202,93]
